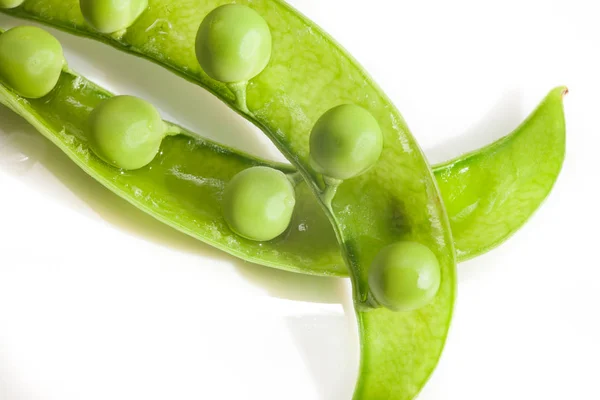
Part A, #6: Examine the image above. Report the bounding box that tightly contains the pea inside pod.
[223,166,296,242]
[195,4,272,84]
[369,241,441,312]
[80,0,148,34]
[0,26,64,98]
[310,104,383,180]
[88,95,167,170]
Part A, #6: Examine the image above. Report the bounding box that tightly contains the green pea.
[0,0,24,9]
[223,167,296,241]
[310,104,383,180]
[80,0,148,34]
[88,95,166,170]
[0,26,64,99]
[195,4,272,83]
[369,242,441,312]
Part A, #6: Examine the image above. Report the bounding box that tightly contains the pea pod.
[0,3,567,398]
[0,50,567,278]
[0,68,347,276]
[435,86,568,260]
[6,2,457,398]
[0,5,567,263]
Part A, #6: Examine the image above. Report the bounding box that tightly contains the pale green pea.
[88,95,166,170]
[310,104,383,180]
[369,242,441,312]
[223,166,296,242]
[80,0,148,34]
[195,4,272,83]
[0,26,64,99]
[0,0,24,9]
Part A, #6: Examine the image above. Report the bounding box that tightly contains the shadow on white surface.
[285,312,358,399]
[0,106,226,258]
[234,262,345,304]
[0,106,341,305]
[425,87,525,165]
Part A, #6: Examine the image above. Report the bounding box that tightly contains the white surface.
[0,0,599,399]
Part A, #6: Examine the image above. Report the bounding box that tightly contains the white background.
[1,0,599,399]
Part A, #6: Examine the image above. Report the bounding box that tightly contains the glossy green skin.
[80,0,148,34]
[310,104,383,180]
[1,4,458,399]
[223,166,296,241]
[0,0,24,9]
[0,26,64,98]
[196,4,272,83]
[0,5,568,397]
[436,86,568,261]
[369,242,441,312]
[0,65,345,276]
[0,57,565,277]
[0,75,567,399]
[89,95,166,170]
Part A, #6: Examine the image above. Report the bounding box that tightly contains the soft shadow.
[0,14,282,162]
[0,108,339,304]
[234,262,346,304]
[286,312,358,399]
[425,88,525,164]
[0,106,239,262]
[285,281,358,400]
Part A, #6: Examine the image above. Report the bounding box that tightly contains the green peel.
[435,86,568,261]
[0,2,568,396]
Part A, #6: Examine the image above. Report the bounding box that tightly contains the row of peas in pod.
[196,4,441,311]
[0,0,440,312]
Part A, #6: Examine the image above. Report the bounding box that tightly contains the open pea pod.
[0,2,568,263]
[0,52,568,279]
[0,20,568,274]
[7,2,455,398]
[0,2,567,398]
[0,66,347,276]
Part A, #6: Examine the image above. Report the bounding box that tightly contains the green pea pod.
[7,2,456,398]
[0,3,567,398]
[0,23,568,274]
[436,86,567,261]
[0,67,346,276]
[0,57,567,277]
[0,4,567,263]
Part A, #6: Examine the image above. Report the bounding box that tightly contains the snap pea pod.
[0,2,566,397]
[436,86,568,261]
[0,5,567,262]
[4,1,456,398]
[0,65,347,276]
[0,51,567,278]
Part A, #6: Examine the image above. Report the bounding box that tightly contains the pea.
[369,242,441,312]
[88,95,166,170]
[223,166,296,242]
[0,0,24,8]
[80,0,148,34]
[310,104,383,180]
[0,26,64,99]
[195,4,272,83]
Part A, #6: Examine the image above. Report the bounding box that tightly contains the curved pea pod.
[0,67,346,276]
[0,48,568,279]
[5,2,456,398]
[436,86,568,261]
[0,4,567,263]
[0,3,567,398]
